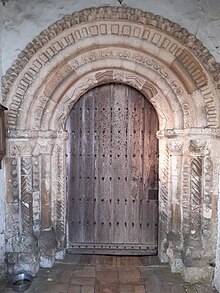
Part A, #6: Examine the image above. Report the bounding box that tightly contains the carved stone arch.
[31,63,185,131]
[2,7,220,129]
[3,6,220,284]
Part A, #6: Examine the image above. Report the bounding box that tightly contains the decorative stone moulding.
[2,6,220,284]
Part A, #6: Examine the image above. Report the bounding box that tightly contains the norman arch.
[3,6,220,283]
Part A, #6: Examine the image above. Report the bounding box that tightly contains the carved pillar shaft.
[182,158,191,235]
[41,154,52,230]
[37,138,56,267]
[167,140,184,234]
[52,132,68,259]
[164,138,184,272]
[5,139,39,275]
[20,157,34,236]
[170,155,182,232]
[189,157,202,242]
[32,157,41,235]
[158,139,169,261]
[182,139,207,268]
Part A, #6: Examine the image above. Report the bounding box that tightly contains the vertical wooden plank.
[125,86,136,244]
[77,98,84,244]
[140,98,151,244]
[93,87,99,244]
[82,91,95,243]
[96,84,112,244]
[112,84,127,244]
[147,99,159,189]
[67,101,78,244]
[121,85,130,244]
[141,98,159,244]
[68,98,84,244]
[127,86,144,244]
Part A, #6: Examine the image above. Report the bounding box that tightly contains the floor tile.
[70,277,95,286]
[67,285,82,293]
[0,255,217,293]
[72,268,95,278]
[118,268,141,284]
[82,285,94,293]
[95,283,119,293]
[95,270,118,283]
[120,284,140,293]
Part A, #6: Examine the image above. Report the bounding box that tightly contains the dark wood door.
[66,84,158,255]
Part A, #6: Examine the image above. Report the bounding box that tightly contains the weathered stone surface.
[0,5,220,288]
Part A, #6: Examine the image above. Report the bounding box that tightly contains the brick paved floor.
[0,255,217,293]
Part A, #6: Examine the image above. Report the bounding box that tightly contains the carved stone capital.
[7,139,36,156]
[34,139,55,155]
[167,140,184,155]
[188,139,207,156]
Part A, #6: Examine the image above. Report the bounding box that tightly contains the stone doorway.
[2,7,220,284]
[66,83,159,255]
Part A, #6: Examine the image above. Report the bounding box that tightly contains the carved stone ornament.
[189,139,207,155]
[34,140,55,155]
[167,140,184,155]
[2,6,220,284]
[2,6,220,99]
[8,140,36,156]
[2,7,220,131]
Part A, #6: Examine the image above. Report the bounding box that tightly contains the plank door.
[66,83,159,255]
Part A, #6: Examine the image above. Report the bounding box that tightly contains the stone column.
[52,132,68,260]
[36,139,56,267]
[182,136,216,283]
[182,140,205,266]
[157,131,184,269]
[157,137,169,262]
[5,138,39,275]
[166,139,184,273]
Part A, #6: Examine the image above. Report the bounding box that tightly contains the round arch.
[3,6,220,284]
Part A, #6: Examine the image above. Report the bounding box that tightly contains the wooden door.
[66,84,158,255]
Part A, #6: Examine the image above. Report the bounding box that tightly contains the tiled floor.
[0,255,217,293]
